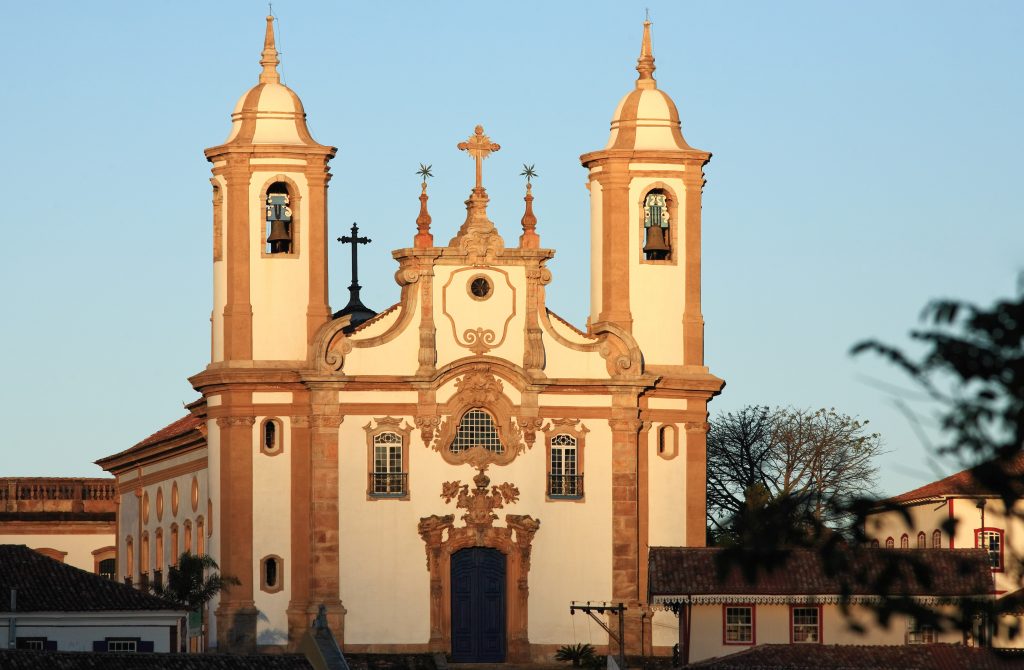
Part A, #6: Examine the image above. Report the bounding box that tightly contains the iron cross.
[457,125,500,190]
[338,223,371,292]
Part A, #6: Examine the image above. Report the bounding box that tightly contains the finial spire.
[414,164,434,248]
[519,165,539,249]
[636,18,656,89]
[259,15,281,84]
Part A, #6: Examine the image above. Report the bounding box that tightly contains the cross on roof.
[458,125,500,190]
[334,222,375,327]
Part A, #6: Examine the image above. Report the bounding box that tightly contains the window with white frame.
[724,606,754,644]
[450,409,503,453]
[107,639,138,652]
[976,529,1004,570]
[372,431,405,495]
[791,606,820,643]
[907,617,937,644]
[549,434,581,498]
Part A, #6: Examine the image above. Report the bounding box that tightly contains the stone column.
[309,388,345,640]
[215,414,257,653]
[609,397,643,656]
[684,419,710,547]
[286,413,312,649]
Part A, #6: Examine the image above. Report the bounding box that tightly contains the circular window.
[468,275,492,301]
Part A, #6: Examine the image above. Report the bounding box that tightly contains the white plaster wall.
[628,176,687,368]
[206,418,221,647]
[119,489,140,581]
[0,534,114,574]
[335,414,613,647]
[589,179,603,324]
[686,603,965,663]
[250,170,310,361]
[0,614,180,652]
[342,315,422,377]
[433,266,526,370]
[252,415,292,647]
[136,452,209,575]
[647,423,686,548]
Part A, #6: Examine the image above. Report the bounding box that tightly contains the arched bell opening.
[265,181,294,255]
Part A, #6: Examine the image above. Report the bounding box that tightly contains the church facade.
[98,16,722,661]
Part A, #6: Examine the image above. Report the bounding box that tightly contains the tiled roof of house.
[649,547,993,598]
[887,453,1024,504]
[0,650,313,669]
[689,644,1024,669]
[0,545,183,612]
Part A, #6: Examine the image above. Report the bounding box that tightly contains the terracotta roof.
[689,644,1024,669]
[887,453,1024,504]
[649,547,993,599]
[0,650,313,669]
[96,414,204,470]
[0,544,183,612]
[547,309,597,339]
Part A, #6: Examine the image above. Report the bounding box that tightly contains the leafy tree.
[707,405,883,542]
[150,552,239,611]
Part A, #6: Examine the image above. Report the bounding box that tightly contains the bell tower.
[205,16,337,364]
[580,20,709,370]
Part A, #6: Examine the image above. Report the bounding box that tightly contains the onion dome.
[223,16,324,147]
[605,20,693,152]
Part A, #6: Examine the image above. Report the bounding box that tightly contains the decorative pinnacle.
[519,166,539,250]
[415,164,434,248]
[259,15,281,84]
[636,19,656,89]
[457,125,501,191]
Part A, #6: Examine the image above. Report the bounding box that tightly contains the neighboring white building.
[0,544,185,652]
[0,478,117,575]
[648,546,994,664]
[864,457,1024,648]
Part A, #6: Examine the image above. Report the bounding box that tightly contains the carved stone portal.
[417,469,540,663]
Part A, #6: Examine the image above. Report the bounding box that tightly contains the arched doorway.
[451,547,506,662]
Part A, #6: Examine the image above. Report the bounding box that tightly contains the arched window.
[196,518,205,555]
[932,529,942,549]
[450,409,503,453]
[183,520,193,553]
[261,555,284,593]
[170,524,179,566]
[549,434,581,498]
[141,533,150,574]
[885,537,894,549]
[642,189,671,261]
[900,534,909,549]
[870,539,879,548]
[917,531,926,548]
[261,418,283,456]
[154,528,164,571]
[371,431,405,496]
[265,182,293,254]
[657,424,678,460]
[125,536,134,581]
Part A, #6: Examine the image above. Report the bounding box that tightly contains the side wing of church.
[97,16,723,662]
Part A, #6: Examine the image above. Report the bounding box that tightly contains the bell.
[643,225,670,259]
[268,220,290,243]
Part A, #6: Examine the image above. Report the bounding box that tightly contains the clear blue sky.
[2,1,1021,498]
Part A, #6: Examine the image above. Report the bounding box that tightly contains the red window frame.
[975,527,1005,572]
[900,533,909,549]
[885,537,894,548]
[917,531,926,548]
[722,604,756,646]
[789,604,823,644]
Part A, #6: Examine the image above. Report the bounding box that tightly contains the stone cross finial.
[458,125,501,190]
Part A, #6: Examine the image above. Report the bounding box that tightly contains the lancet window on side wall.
[450,409,503,453]
[265,182,294,255]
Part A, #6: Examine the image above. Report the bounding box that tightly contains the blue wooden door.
[451,547,506,662]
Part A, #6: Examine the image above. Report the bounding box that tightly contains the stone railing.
[0,478,118,513]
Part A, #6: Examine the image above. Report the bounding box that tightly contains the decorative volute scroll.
[416,470,540,662]
[420,368,529,467]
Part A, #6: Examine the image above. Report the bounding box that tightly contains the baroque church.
[96,15,723,662]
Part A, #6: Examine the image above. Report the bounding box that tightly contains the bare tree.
[707,406,883,540]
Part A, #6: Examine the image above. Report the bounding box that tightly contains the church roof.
[95,413,204,474]
[687,644,1024,669]
[0,544,183,612]
[649,547,993,600]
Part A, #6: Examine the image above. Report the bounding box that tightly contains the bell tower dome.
[205,16,337,364]
[580,20,710,370]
